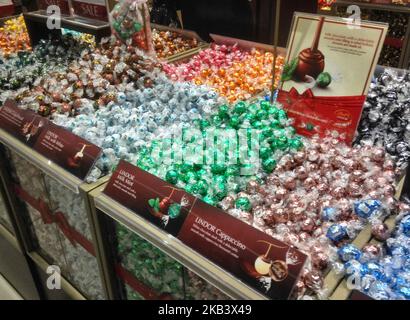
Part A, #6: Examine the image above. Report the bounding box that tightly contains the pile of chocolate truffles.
[152,28,199,59]
[338,206,410,300]
[0,35,88,97]
[220,133,398,298]
[8,37,160,117]
[354,68,410,173]
[163,44,284,103]
[0,16,31,56]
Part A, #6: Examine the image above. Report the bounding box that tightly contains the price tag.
[0,100,47,147]
[33,122,102,180]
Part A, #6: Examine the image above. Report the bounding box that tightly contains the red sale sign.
[0,0,14,17]
[71,0,108,21]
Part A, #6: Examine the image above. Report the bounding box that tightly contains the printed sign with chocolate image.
[279,13,388,144]
[104,160,196,236]
[0,100,48,147]
[21,116,46,143]
[33,122,102,180]
[178,200,307,299]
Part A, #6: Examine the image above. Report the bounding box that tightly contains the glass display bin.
[114,220,229,300]
[0,135,108,300]
[90,185,267,300]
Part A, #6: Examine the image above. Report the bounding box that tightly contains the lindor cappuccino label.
[104,160,307,299]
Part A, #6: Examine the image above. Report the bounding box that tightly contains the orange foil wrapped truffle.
[192,49,284,103]
[0,16,31,56]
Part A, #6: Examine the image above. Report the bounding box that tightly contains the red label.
[349,290,373,300]
[0,100,47,147]
[37,0,70,15]
[0,4,14,17]
[0,100,101,181]
[384,37,403,49]
[278,88,365,144]
[33,122,102,180]
[104,160,307,299]
[71,1,108,22]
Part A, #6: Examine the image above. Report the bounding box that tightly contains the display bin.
[23,10,111,46]
[89,184,266,300]
[0,127,109,300]
[88,155,406,300]
[165,34,287,103]
[151,23,208,62]
[0,151,43,300]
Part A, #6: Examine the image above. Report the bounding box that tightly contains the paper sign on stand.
[278,13,388,144]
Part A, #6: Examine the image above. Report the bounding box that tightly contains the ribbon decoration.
[14,184,95,256]
[115,264,173,300]
[14,184,170,299]
[278,88,366,108]
[277,88,366,144]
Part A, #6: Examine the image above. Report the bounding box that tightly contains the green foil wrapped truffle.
[136,100,301,205]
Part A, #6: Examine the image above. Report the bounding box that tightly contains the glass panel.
[113,219,229,300]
